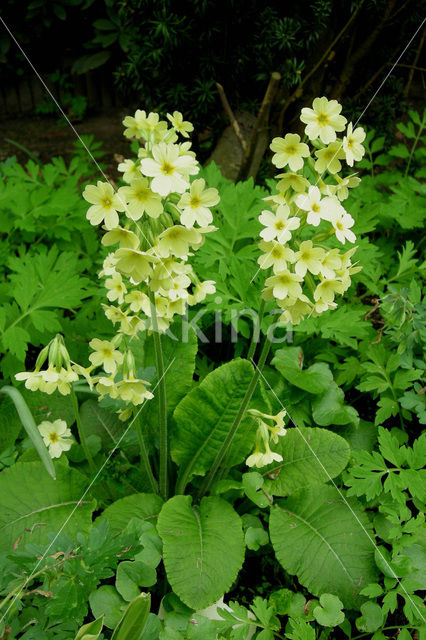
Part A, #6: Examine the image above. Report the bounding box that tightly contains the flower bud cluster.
[259,97,364,325]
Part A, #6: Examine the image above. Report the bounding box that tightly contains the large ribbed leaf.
[171,359,255,485]
[96,493,163,534]
[270,486,378,608]
[0,461,95,551]
[262,427,350,496]
[157,495,245,609]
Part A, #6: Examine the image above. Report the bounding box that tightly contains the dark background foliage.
[0,0,424,137]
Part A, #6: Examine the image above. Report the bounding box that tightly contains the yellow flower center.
[103,198,112,208]
[49,433,59,443]
[317,113,329,125]
[272,247,282,258]
[275,221,285,230]
[190,196,201,208]
[102,348,113,358]
[347,138,354,149]
[286,145,296,154]
[135,189,148,201]
[311,203,320,213]
[301,251,310,261]
[278,274,291,285]
[336,221,344,230]
[161,162,174,175]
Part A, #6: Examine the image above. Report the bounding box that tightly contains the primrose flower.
[278,295,313,325]
[314,278,346,305]
[300,96,347,144]
[140,142,199,196]
[167,111,194,138]
[178,178,219,228]
[117,158,140,183]
[102,227,139,250]
[270,133,310,171]
[105,272,127,304]
[259,205,300,243]
[83,181,125,230]
[343,123,366,166]
[328,208,356,244]
[114,377,154,405]
[15,370,44,391]
[118,177,163,220]
[319,249,342,279]
[264,270,304,301]
[330,174,361,201]
[257,241,295,273]
[188,280,216,304]
[295,186,339,227]
[157,225,202,258]
[114,248,158,283]
[38,419,73,459]
[314,141,346,174]
[294,240,325,277]
[89,338,124,374]
[275,172,310,194]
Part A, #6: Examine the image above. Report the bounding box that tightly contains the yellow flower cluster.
[258,97,364,325]
[16,111,218,415]
[246,409,287,468]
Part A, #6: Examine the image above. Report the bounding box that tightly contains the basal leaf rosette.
[258,96,365,327]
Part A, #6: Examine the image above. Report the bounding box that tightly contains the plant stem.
[405,117,425,176]
[70,386,95,472]
[247,298,265,361]
[134,413,159,495]
[150,292,168,500]
[196,336,271,500]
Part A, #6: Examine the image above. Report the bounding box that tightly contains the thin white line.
[0,16,176,281]
[0,356,175,625]
[250,17,426,285]
[251,357,425,622]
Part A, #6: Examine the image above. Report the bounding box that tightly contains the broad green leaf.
[0,461,95,551]
[0,386,55,479]
[157,495,245,609]
[23,388,75,427]
[116,561,156,601]
[262,427,350,496]
[313,594,345,627]
[97,493,164,535]
[89,585,126,629]
[356,602,384,632]
[270,486,378,607]
[172,359,255,485]
[272,347,333,394]
[312,383,359,426]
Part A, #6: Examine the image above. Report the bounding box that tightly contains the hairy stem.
[150,292,168,500]
[134,413,159,495]
[247,298,265,361]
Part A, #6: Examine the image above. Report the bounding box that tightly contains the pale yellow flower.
[114,248,158,283]
[259,205,300,243]
[270,133,310,171]
[167,111,194,138]
[264,270,304,300]
[300,97,347,144]
[140,142,199,196]
[105,272,127,304]
[83,181,125,230]
[178,178,219,227]
[295,186,339,226]
[157,226,202,258]
[38,419,73,459]
[89,338,124,374]
[102,227,140,250]
[257,240,295,273]
[314,279,346,304]
[314,141,346,174]
[343,123,366,166]
[118,177,163,220]
[294,240,325,277]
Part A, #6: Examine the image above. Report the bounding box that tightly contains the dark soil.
[0,107,134,180]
